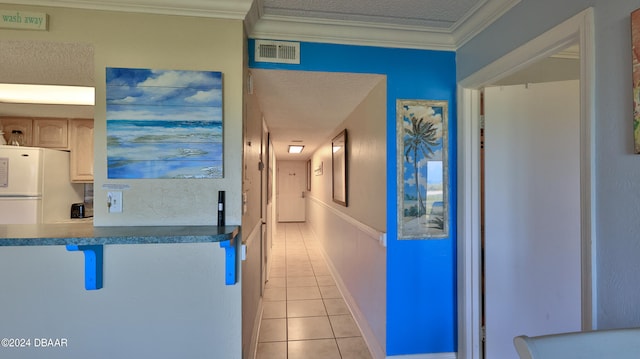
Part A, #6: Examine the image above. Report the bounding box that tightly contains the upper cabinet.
[0,116,94,182]
[0,117,33,146]
[1,117,68,149]
[69,119,94,183]
[33,118,69,149]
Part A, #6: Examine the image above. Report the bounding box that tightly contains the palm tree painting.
[397,100,448,239]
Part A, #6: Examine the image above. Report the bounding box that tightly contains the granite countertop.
[0,223,240,246]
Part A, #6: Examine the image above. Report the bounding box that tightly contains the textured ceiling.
[251,70,385,160]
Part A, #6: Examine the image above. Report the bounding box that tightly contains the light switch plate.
[107,191,122,213]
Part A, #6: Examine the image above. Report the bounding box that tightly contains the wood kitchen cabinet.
[33,118,69,149]
[69,119,94,182]
[1,117,68,149]
[0,117,33,146]
[1,116,94,182]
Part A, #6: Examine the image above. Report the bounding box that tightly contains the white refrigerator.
[0,145,84,224]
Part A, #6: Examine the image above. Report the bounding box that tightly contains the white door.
[277,161,306,222]
[484,81,582,359]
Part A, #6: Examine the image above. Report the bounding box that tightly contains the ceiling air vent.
[255,40,300,64]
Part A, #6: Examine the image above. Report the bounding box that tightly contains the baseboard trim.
[386,353,457,359]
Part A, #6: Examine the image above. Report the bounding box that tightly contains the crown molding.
[1,0,253,20]
[4,0,521,51]
[452,0,521,47]
[249,0,520,51]
[244,0,263,36]
[250,15,456,51]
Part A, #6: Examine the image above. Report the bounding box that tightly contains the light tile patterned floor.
[256,223,373,359]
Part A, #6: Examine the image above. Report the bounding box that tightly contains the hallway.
[255,222,373,359]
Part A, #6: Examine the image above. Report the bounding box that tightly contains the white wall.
[309,78,387,232]
[0,243,241,359]
[241,222,263,359]
[306,78,387,357]
[242,68,266,359]
[493,57,580,86]
[0,4,244,227]
[458,0,640,328]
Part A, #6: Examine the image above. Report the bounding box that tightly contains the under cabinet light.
[0,83,95,105]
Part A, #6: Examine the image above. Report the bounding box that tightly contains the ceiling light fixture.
[0,83,95,105]
[288,145,304,154]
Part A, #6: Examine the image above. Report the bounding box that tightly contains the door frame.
[456,8,596,359]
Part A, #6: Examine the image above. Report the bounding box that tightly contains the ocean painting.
[397,99,448,239]
[106,67,223,179]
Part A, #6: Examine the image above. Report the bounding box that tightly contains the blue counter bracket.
[62,231,235,289]
[219,238,237,285]
[66,244,103,290]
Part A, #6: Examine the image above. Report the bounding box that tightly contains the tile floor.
[255,222,373,359]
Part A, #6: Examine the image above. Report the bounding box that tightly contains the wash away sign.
[0,10,47,30]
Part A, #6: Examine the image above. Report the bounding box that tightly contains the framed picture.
[306,159,312,191]
[632,8,640,153]
[397,99,448,239]
[266,132,272,204]
[106,67,223,179]
[314,161,323,176]
[332,129,348,206]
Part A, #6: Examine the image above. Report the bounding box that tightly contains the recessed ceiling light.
[0,83,95,105]
[288,145,304,154]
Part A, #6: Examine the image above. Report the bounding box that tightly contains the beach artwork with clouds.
[106,68,223,179]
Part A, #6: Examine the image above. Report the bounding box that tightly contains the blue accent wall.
[250,40,457,355]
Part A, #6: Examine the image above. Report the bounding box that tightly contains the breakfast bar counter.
[0,223,243,359]
[0,223,240,246]
[0,223,240,289]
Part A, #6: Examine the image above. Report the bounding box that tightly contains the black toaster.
[71,203,85,218]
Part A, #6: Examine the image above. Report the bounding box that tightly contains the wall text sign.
[0,10,48,31]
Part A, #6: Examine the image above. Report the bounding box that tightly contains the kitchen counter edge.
[0,223,240,246]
